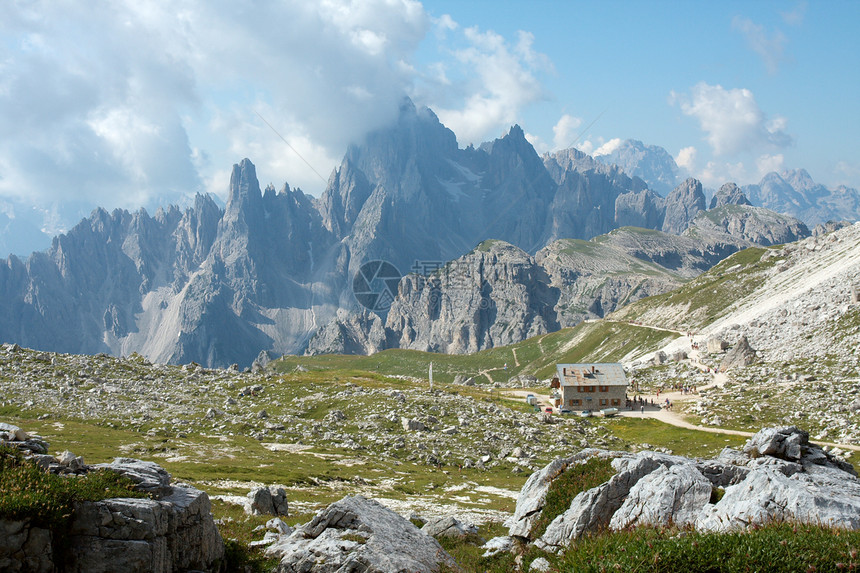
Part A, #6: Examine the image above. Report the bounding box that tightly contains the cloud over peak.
[671,82,792,157]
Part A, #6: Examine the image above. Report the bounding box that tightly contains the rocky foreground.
[503,426,859,558]
[8,424,857,572]
[0,423,224,572]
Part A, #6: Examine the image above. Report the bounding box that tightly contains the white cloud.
[525,132,549,155]
[676,146,697,172]
[731,16,787,75]
[594,138,623,157]
[433,27,551,146]
[575,140,595,155]
[782,2,807,26]
[671,82,792,157]
[697,160,751,188]
[755,153,785,177]
[0,0,560,234]
[0,0,431,210]
[552,114,582,150]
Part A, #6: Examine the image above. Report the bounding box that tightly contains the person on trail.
[640,405,644,414]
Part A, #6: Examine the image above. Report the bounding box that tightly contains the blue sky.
[1,0,857,230]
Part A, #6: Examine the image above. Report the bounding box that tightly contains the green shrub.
[0,445,147,531]
[555,523,860,572]
[531,456,615,540]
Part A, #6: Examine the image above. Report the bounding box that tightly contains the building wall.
[561,385,626,410]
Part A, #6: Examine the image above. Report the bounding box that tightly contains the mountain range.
[0,99,828,367]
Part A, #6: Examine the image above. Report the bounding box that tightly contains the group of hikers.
[627,393,675,413]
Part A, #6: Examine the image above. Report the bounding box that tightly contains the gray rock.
[530,556,551,572]
[0,520,53,573]
[609,463,712,529]
[697,463,860,532]
[719,336,757,372]
[663,178,706,235]
[265,495,456,573]
[0,423,29,441]
[401,417,425,432]
[266,518,294,536]
[707,337,728,353]
[481,535,513,558]
[65,484,224,572]
[421,515,478,539]
[508,450,621,540]
[710,182,753,209]
[94,458,172,497]
[247,485,288,516]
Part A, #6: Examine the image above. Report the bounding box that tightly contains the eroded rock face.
[265,495,456,573]
[512,427,860,553]
[66,485,224,573]
[609,463,712,529]
[719,335,757,372]
[0,439,225,573]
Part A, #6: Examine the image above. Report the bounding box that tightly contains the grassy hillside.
[272,321,680,383]
[608,245,784,331]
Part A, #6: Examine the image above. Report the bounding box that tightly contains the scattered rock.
[719,336,757,372]
[421,515,479,539]
[246,485,289,516]
[265,495,456,573]
[481,535,513,557]
[515,427,860,553]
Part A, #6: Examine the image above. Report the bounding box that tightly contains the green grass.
[439,521,860,573]
[272,321,677,384]
[611,245,785,330]
[553,523,860,572]
[530,456,616,540]
[606,418,747,458]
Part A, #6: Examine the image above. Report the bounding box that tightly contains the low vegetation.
[0,445,147,529]
[531,456,616,540]
[552,523,860,572]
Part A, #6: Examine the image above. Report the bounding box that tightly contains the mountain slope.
[612,222,860,365]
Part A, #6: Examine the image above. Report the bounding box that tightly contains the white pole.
[429,362,433,392]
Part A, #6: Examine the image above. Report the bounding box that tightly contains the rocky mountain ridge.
[0,100,818,367]
[589,138,860,226]
[309,203,810,355]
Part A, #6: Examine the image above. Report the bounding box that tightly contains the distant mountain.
[594,139,680,196]
[743,169,860,226]
[308,196,810,356]
[0,99,814,367]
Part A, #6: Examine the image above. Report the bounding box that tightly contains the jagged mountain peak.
[594,139,680,195]
[710,182,752,209]
[225,158,262,217]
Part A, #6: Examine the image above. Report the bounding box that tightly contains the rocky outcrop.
[685,204,810,246]
[421,515,479,539]
[662,178,707,234]
[0,427,224,573]
[510,427,860,554]
[66,483,223,573]
[719,336,757,372]
[264,495,456,573]
[305,309,388,356]
[709,182,753,209]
